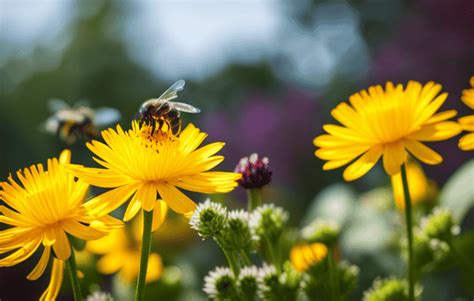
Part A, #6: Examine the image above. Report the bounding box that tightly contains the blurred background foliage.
[0,0,473,300]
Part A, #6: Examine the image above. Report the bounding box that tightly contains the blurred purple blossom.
[201,88,322,187]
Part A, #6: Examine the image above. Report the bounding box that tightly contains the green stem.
[223,248,240,276]
[66,248,83,301]
[135,210,154,301]
[263,236,280,273]
[240,250,252,266]
[327,249,339,301]
[401,164,415,301]
[247,188,262,211]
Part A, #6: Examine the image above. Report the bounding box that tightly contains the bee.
[138,80,200,134]
[43,99,121,144]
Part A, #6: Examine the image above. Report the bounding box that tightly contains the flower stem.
[223,248,240,276]
[401,164,415,301]
[327,249,338,301]
[247,188,262,211]
[263,236,280,273]
[66,248,83,301]
[135,210,154,301]
[240,250,252,266]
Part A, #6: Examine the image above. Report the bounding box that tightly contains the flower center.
[362,95,417,144]
[136,121,177,152]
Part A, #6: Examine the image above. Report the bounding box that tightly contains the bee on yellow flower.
[458,76,474,151]
[0,150,121,300]
[314,81,461,181]
[68,121,241,221]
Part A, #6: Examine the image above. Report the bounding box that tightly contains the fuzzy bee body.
[138,80,200,135]
[44,99,120,144]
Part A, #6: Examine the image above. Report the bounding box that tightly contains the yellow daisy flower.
[290,242,328,272]
[0,150,121,300]
[459,76,474,151]
[391,159,436,210]
[87,214,163,284]
[68,121,241,222]
[314,81,462,181]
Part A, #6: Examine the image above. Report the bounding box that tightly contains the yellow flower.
[290,242,328,272]
[87,214,163,284]
[0,150,120,300]
[391,159,436,210]
[68,122,241,222]
[314,81,462,181]
[459,76,474,151]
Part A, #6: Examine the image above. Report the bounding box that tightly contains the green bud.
[421,207,455,242]
[413,230,435,270]
[257,264,300,301]
[252,204,289,241]
[257,264,279,300]
[301,219,340,247]
[218,210,255,252]
[429,238,451,263]
[204,267,238,300]
[303,260,359,301]
[190,199,227,239]
[338,262,359,298]
[238,266,259,301]
[363,277,422,301]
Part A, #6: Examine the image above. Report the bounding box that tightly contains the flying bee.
[138,80,200,134]
[43,99,121,144]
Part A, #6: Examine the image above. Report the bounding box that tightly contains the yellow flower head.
[290,242,328,272]
[87,214,163,284]
[314,81,462,181]
[68,122,241,223]
[391,159,436,210]
[0,150,120,300]
[458,76,474,151]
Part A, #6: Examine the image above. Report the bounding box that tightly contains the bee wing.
[48,98,69,112]
[93,107,121,127]
[157,80,186,102]
[40,117,59,134]
[170,102,201,113]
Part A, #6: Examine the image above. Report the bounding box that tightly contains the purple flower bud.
[235,153,272,189]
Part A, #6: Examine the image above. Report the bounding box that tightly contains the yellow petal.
[68,165,135,188]
[51,228,71,260]
[343,145,383,181]
[152,201,168,232]
[145,253,163,283]
[96,252,124,274]
[27,246,51,281]
[425,110,457,124]
[40,259,64,301]
[458,115,474,132]
[136,184,157,212]
[459,133,474,151]
[404,140,442,165]
[157,183,197,214]
[408,121,461,141]
[124,193,142,222]
[59,149,71,165]
[61,219,106,241]
[322,158,353,170]
[83,183,140,216]
[382,142,407,175]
